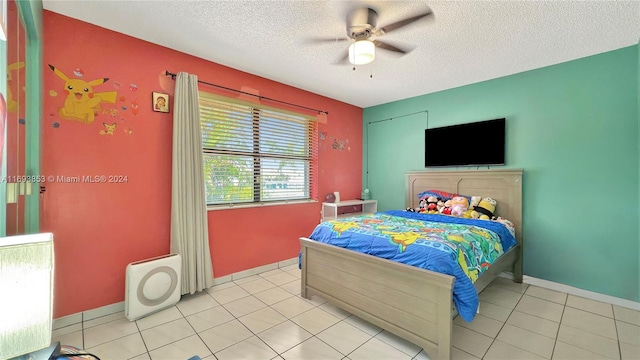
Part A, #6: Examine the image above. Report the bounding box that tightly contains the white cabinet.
[321,200,377,221]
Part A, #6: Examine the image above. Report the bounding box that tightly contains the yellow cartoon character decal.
[383,231,422,252]
[99,122,117,135]
[7,62,25,113]
[49,64,117,124]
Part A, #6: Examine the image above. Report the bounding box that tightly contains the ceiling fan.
[307,6,434,66]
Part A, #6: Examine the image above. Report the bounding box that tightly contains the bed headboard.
[405,169,523,244]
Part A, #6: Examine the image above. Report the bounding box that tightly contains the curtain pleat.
[171,72,214,294]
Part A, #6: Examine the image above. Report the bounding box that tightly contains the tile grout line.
[477,284,525,359]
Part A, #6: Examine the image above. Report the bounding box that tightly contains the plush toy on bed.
[426,196,439,214]
[471,197,497,220]
[436,199,445,213]
[417,198,428,213]
[450,196,469,217]
[441,199,453,215]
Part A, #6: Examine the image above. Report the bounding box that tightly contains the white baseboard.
[500,272,640,311]
[53,257,299,329]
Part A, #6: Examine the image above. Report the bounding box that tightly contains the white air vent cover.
[125,253,181,321]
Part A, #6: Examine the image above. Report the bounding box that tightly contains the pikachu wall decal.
[49,64,117,124]
[99,122,117,135]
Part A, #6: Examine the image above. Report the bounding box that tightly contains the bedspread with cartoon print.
[305,210,517,322]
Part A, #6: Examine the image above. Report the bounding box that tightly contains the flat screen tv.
[425,118,505,167]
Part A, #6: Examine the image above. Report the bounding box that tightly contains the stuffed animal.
[426,196,439,214]
[436,200,445,213]
[469,196,482,210]
[417,198,428,213]
[450,196,469,217]
[441,199,452,215]
[472,197,497,220]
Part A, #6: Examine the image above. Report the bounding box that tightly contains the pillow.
[417,189,461,201]
[493,216,515,238]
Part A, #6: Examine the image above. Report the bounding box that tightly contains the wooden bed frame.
[299,169,523,360]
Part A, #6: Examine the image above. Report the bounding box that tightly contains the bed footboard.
[300,237,455,360]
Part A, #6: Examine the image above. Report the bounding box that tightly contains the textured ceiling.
[42,0,640,108]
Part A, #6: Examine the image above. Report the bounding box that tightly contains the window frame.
[199,92,318,209]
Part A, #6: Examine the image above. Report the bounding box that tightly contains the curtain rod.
[165,71,328,115]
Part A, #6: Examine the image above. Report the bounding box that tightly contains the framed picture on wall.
[152,92,170,113]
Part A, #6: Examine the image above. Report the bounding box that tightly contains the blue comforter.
[303,210,517,322]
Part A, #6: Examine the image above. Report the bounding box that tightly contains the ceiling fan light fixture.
[348,40,375,65]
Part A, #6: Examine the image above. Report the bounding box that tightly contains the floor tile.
[375,330,422,357]
[259,269,288,278]
[348,337,412,359]
[185,305,235,332]
[209,284,251,304]
[85,332,147,360]
[506,310,559,339]
[198,319,254,353]
[207,281,236,293]
[130,352,151,360]
[343,315,383,336]
[318,302,352,320]
[483,340,546,360]
[263,271,298,286]
[300,293,328,307]
[233,274,262,284]
[136,306,183,331]
[478,286,523,309]
[451,324,493,359]
[51,329,84,349]
[317,321,372,355]
[140,318,195,351]
[281,337,343,360]
[280,280,301,294]
[552,340,616,360]
[515,295,564,322]
[223,294,267,317]
[271,296,315,318]
[51,323,82,338]
[286,268,301,279]
[525,286,567,305]
[614,305,640,326]
[254,286,295,305]
[496,323,555,358]
[561,307,617,340]
[148,334,212,360]
[175,291,220,316]
[566,295,614,318]
[454,313,504,338]
[489,276,529,294]
[83,312,126,329]
[290,307,341,334]
[477,300,513,322]
[616,320,640,347]
[450,347,481,360]
[238,277,278,294]
[239,306,288,333]
[620,342,640,360]
[215,335,278,360]
[258,320,313,354]
[556,324,620,359]
[83,317,139,348]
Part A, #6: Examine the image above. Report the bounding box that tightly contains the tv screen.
[425,118,505,167]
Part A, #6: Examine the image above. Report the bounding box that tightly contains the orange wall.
[43,11,363,318]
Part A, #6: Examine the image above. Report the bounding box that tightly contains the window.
[199,92,318,206]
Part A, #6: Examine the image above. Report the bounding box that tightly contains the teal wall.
[364,46,639,302]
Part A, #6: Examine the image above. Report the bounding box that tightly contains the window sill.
[207,199,318,211]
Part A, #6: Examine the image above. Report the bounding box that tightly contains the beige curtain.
[171,72,214,294]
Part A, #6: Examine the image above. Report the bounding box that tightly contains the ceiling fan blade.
[373,40,413,55]
[376,10,433,35]
[333,50,350,65]
[304,37,350,45]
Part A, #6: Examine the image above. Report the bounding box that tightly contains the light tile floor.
[52,266,640,360]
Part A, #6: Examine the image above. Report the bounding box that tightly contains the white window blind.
[199,92,318,206]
